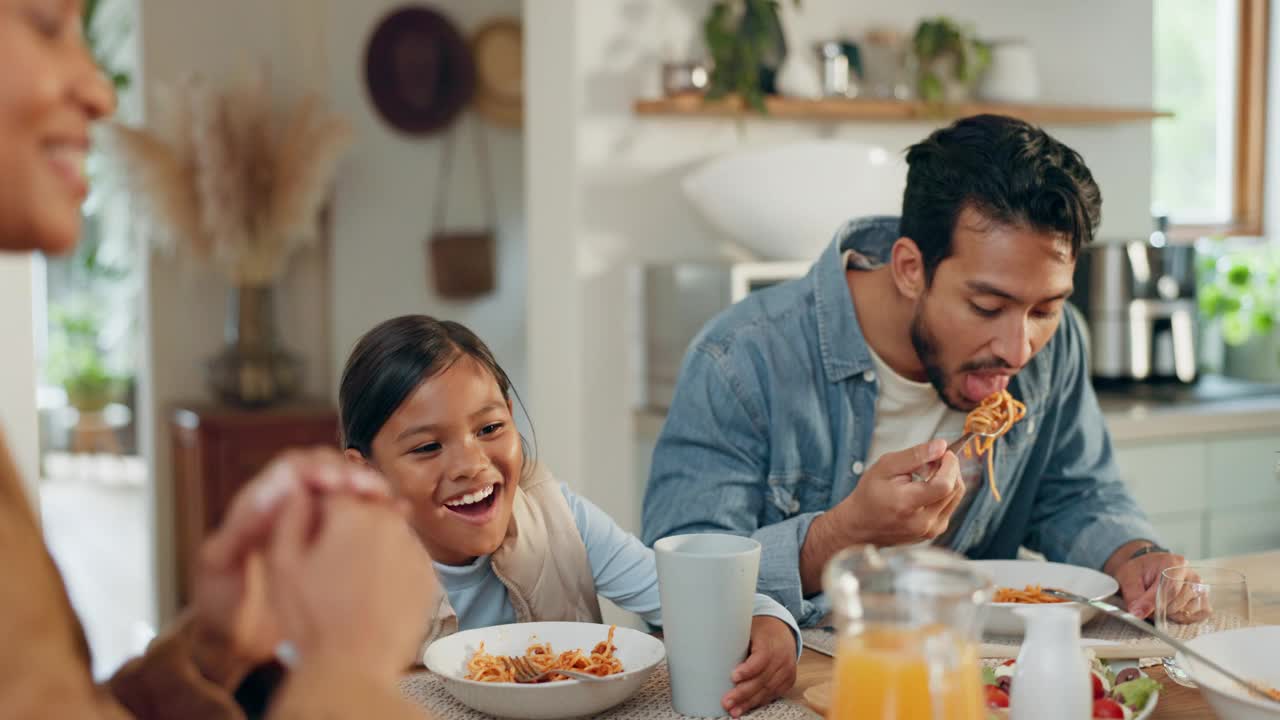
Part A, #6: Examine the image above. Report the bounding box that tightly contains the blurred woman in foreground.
[0,1,436,717]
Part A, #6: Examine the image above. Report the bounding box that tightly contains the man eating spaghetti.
[642,114,1183,628]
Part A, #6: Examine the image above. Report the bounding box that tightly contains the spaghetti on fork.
[960,390,1027,503]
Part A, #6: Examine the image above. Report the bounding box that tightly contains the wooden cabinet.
[171,401,339,605]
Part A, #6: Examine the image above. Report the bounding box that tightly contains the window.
[1152,0,1268,236]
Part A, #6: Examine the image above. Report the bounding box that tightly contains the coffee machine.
[1072,224,1199,385]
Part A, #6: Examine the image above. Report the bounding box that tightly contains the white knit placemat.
[399,666,819,719]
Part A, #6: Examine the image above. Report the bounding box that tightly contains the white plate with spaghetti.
[422,621,666,719]
[972,560,1120,636]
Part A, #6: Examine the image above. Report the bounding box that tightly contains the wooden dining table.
[785,550,1280,719]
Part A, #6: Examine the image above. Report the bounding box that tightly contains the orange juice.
[828,626,984,720]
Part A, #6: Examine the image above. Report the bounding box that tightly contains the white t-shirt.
[864,345,984,545]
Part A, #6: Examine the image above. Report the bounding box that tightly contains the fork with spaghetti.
[910,390,1027,503]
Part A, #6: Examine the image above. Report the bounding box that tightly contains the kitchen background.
[0,0,1277,680]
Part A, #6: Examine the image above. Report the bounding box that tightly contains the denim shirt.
[641,216,1159,627]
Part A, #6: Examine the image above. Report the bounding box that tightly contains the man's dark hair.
[899,113,1102,283]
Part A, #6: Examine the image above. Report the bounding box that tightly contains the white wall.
[326,0,527,399]
[137,0,333,622]
[0,256,40,506]
[527,0,1156,532]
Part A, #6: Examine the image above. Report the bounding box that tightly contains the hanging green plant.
[703,0,798,113]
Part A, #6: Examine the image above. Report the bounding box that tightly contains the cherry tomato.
[1092,698,1126,718]
[985,685,1011,709]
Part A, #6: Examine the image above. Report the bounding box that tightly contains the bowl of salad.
[982,652,1161,719]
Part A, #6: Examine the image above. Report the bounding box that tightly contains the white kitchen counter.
[1102,394,1280,444]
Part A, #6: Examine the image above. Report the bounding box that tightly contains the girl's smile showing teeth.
[442,483,501,521]
[444,484,495,507]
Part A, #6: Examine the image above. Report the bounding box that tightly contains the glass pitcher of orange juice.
[822,545,992,720]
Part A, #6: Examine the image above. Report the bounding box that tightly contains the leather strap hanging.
[427,112,497,299]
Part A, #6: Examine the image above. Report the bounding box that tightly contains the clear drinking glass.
[1156,566,1250,687]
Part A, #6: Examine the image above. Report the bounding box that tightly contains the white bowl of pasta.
[972,560,1120,636]
[422,622,667,719]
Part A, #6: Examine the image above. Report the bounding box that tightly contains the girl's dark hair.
[900,113,1102,284]
[339,315,532,464]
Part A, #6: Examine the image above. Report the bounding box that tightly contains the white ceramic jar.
[980,40,1040,103]
[1010,605,1091,720]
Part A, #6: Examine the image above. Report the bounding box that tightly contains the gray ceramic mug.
[654,533,762,717]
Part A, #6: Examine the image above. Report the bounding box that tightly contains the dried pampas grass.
[106,64,352,286]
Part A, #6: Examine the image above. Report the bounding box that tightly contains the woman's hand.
[189,448,399,685]
[265,490,438,680]
[721,616,799,718]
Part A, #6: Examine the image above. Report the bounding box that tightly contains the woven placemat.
[400,665,819,719]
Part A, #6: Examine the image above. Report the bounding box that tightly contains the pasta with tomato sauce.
[465,625,624,683]
[993,585,1066,604]
[960,390,1027,503]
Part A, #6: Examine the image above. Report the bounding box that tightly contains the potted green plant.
[702,0,797,112]
[911,16,991,104]
[46,304,127,414]
[1197,240,1280,381]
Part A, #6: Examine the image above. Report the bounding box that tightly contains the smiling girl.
[339,315,801,717]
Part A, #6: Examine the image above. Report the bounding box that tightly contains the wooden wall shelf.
[634,96,1171,126]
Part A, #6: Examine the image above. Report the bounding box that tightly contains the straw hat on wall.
[469,18,523,128]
